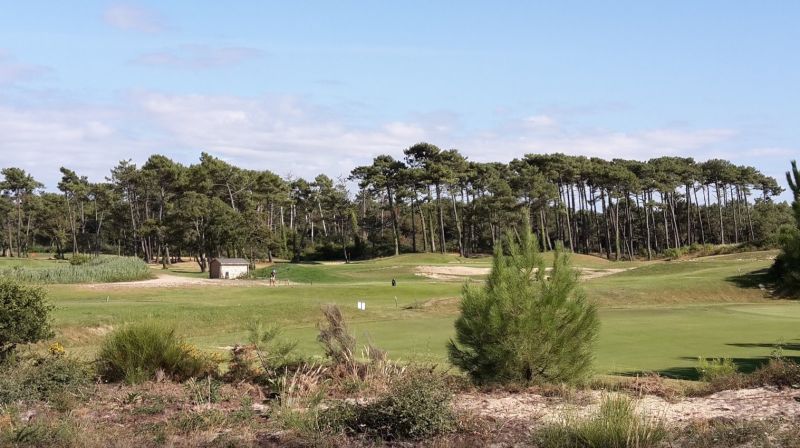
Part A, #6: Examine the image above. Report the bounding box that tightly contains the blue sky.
[1,1,798,196]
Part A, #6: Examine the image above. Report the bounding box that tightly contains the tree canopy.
[0,146,791,264]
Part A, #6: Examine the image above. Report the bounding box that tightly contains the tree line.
[0,144,793,268]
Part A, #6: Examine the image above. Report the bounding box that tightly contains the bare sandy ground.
[415,265,631,281]
[80,273,290,290]
[456,387,800,425]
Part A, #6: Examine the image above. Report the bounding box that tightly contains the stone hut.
[209,258,250,279]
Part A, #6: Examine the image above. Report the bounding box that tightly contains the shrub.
[225,323,300,386]
[248,323,299,373]
[696,357,737,382]
[663,247,686,260]
[0,279,53,361]
[704,357,800,392]
[448,224,599,385]
[225,344,262,383]
[536,394,665,448]
[321,369,456,441]
[750,357,800,387]
[96,323,220,384]
[663,244,740,260]
[0,353,92,404]
[68,253,91,266]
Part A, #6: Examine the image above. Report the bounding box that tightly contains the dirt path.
[80,273,291,290]
[415,265,631,281]
[456,387,800,425]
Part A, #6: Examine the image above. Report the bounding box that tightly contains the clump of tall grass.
[696,357,737,382]
[317,304,356,366]
[536,394,665,448]
[96,323,221,384]
[0,255,153,284]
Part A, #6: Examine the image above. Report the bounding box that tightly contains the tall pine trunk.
[716,182,725,244]
[600,189,612,259]
[435,183,446,254]
[386,186,400,256]
[693,187,706,245]
[642,192,652,260]
[451,192,464,257]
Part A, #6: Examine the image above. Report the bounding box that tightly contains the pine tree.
[771,160,800,292]
[787,160,800,226]
[447,220,599,385]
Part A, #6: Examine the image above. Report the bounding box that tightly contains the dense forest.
[0,143,793,270]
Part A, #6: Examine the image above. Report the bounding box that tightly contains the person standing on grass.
[270,268,277,286]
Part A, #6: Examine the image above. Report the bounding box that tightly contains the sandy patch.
[85,324,114,336]
[455,387,800,425]
[58,324,116,345]
[414,266,491,280]
[80,273,293,290]
[414,265,631,281]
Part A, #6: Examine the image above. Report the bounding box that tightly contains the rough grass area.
[35,250,800,378]
[3,375,800,447]
[0,256,153,284]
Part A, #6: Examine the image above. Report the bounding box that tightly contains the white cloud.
[0,50,49,85]
[0,102,154,189]
[0,89,790,194]
[464,115,738,163]
[523,114,557,129]
[133,45,262,69]
[103,3,165,33]
[133,92,431,176]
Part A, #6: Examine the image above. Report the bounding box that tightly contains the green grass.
[586,255,772,306]
[38,250,800,379]
[0,257,66,268]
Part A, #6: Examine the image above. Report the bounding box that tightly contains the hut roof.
[211,258,250,266]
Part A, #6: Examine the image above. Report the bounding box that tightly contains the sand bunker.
[414,265,631,281]
[456,387,800,425]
